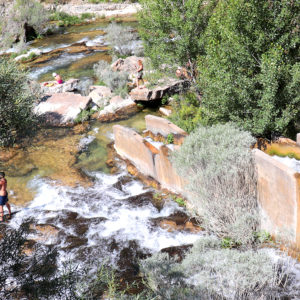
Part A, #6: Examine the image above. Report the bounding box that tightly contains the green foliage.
[93,60,129,96]
[0,58,38,146]
[172,123,258,244]
[169,92,203,133]
[138,0,218,80]
[50,11,94,27]
[199,0,300,138]
[0,0,49,51]
[161,95,168,105]
[74,108,93,124]
[221,237,237,249]
[172,196,185,207]
[254,230,272,244]
[166,133,174,144]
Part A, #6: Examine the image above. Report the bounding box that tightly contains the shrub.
[0,58,38,146]
[166,133,174,144]
[105,22,142,56]
[172,123,258,244]
[199,0,300,138]
[93,60,129,96]
[169,92,204,133]
[0,0,49,51]
[139,237,296,300]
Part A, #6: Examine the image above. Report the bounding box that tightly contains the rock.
[50,3,142,18]
[111,56,144,73]
[30,223,60,244]
[161,244,192,262]
[110,95,124,105]
[40,78,80,95]
[130,79,189,101]
[159,107,172,117]
[155,144,186,193]
[113,122,186,194]
[88,85,112,107]
[34,92,92,126]
[95,99,139,122]
[145,115,187,137]
[114,125,156,178]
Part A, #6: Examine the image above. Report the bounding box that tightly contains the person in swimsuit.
[136,60,144,89]
[52,72,63,84]
[0,172,11,221]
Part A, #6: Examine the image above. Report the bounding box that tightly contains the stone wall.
[113,116,186,194]
[254,149,300,248]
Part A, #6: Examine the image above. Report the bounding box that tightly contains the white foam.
[273,155,300,173]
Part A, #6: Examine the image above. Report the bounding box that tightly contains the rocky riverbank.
[0,1,141,18]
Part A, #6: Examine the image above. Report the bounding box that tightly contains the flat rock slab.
[130,79,189,101]
[35,92,91,126]
[40,78,80,95]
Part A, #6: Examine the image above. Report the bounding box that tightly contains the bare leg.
[136,78,139,88]
[0,206,3,221]
[5,202,11,218]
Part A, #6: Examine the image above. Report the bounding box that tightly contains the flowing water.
[2,18,300,298]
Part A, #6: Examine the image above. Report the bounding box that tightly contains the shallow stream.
[2,18,300,298]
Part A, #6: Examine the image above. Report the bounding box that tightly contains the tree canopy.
[138,0,218,80]
[199,0,300,137]
[0,58,37,146]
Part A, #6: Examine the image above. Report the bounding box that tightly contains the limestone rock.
[145,115,187,137]
[34,92,92,126]
[110,95,124,105]
[88,85,112,107]
[96,99,138,122]
[159,107,172,117]
[113,125,156,178]
[130,79,189,101]
[111,56,144,73]
[40,78,80,95]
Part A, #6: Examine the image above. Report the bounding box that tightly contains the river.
[1,18,300,299]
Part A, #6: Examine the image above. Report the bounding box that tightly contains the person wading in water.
[0,172,11,221]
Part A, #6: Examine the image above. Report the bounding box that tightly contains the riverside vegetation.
[0,0,300,299]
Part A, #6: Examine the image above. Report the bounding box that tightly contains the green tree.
[199,0,300,138]
[0,58,37,146]
[138,0,218,82]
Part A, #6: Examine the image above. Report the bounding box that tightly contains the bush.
[199,0,300,138]
[105,22,142,56]
[0,58,38,146]
[50,11,94,27]
[139,237,296,300]
[172,123,258,244]
[169,92,204,133]
[93,60,129,96]
[0,0,49,51]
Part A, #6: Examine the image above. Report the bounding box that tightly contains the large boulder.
[96,99,138,122]
[88,85,113,107]
[111,56,144,73]
[40,78,80,95]
[34,92,91,126]
[130,79,189,101]
[145,115,187,137]
[113,125,156,178]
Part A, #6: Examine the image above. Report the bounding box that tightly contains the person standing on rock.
[136,60,144,89]
[0,172,11,222]
[53,72,63,84]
